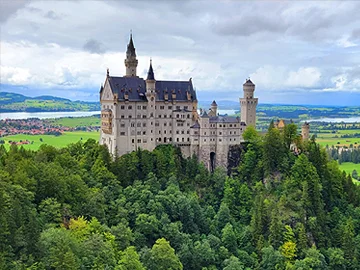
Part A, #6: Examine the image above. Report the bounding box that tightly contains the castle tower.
[146,59,156,149]
[302,122,310,140]
[240,79,258,126]
[210,100,218,116]
[124,34,138,77]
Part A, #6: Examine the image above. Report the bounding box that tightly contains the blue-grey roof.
[126,34,136,57]
[107,76,197,102]
[209,115,245,124]
[147,61,155,80]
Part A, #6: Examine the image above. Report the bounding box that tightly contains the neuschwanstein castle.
[100,35,258,171]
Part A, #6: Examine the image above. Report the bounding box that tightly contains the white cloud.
[1,66,31,84]
[286,67,321,88]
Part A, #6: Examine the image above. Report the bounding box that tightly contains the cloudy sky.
[1,0,360,105]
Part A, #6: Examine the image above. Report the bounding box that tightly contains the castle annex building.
[100,35,258,171]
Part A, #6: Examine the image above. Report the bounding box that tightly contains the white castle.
[100,35,258,171]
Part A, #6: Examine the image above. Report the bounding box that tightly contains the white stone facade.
[100,36,258,171]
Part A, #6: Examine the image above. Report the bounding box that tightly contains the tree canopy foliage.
[1,124,360,269]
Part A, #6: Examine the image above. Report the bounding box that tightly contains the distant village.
[0,118,99,145]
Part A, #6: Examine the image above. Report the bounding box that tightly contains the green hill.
[0,92,100,112]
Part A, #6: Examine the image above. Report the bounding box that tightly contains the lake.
[0,111,101,120]
[0,109,238,120]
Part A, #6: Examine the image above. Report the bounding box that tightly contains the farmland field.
[48,116,100,127]
[2,131,100,150]
[338,162,360,184]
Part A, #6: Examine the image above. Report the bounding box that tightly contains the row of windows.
[130,137,190,144]
[118,105,192,110]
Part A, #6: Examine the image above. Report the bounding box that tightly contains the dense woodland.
[1,124,360,269]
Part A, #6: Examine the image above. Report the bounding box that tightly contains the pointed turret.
[124,32,138,77]
[126,33,136,57]
[146,59,155,81]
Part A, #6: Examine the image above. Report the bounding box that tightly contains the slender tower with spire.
[124,33,138,77]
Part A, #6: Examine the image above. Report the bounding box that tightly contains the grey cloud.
[351,28,360,40]
[0,0,28,23]
[212,14,286,37]
[44,10,61,20]
[83,39,106,54]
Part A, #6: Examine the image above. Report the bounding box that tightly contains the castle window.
[187,138,190,142]
[143,106,147,109]
[164,123,167,126]
[137,105,141,110]
[234,131,236,134]
[219,125,222,127]
[137,123,141,127]
[181,130,185,134]
[187,115,190,118]
[182,138,185,142]
[121,105,125,109]
[128,105,132,109]
[120,132,125,136]
[176,106,180,110]
[143,123,146,127]
[168,106,172,109]
[137,114,141,118]
[219,139,222,142]
[159,115,161,118]
[164,115,167,118]
[177,138,179,142]
[143,139,147,143]
[204,132,206,135]
[160,106,164,109]
[159,130,161,134]
[219,132,222,135]
[143,131,146,135]
[143,115,146,118]
[120,123,125,127]
[132,139,135,143]
[169,138,172,142]
[176,114,179,118]
[121,115,125,118]
[151,138,153,141]
[187,130,190,134]
[230,124,232,127]
[137,131,141,135]
[129,115,132,118]
[204,139,206,142]
[164,130,167,134]
[176,130,179,134]
[184,106,188,110]
[159,138,161,142]
[138,139,141,143]
[151,130,153,133]
[131,123,135,127]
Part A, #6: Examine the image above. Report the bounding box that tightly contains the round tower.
[240,79,258,126]
[124,33,138,77]
[302,122,310,140]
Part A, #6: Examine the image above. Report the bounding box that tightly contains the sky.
[1,0,360,106]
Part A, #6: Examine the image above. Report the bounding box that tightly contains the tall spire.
[146,59,155,80]
[126,32,136,57]
[124,31,138,77]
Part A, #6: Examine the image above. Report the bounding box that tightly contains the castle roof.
[190,121,200,128]
[209,115,246,124]
[201,110,209,118]
[146,60,155,81]
[243,79,254,86]
[211,100,217,106]
[126,34,136,57]
[107,76,197,102]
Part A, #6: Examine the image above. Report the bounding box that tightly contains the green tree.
[116,246,145,270]
[147,238,183,270]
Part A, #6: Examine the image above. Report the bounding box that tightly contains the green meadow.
[338,162,360,184]
[48,116,100,127]
[2,131,100,150]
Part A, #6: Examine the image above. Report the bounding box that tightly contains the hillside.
[1,126,360,269]
[0,92,100,112]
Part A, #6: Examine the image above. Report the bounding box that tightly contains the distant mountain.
[0,92,100,112]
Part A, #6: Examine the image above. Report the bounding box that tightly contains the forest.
[1,124,360,270]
